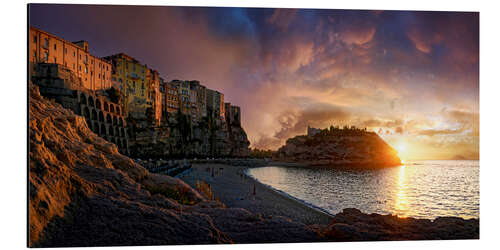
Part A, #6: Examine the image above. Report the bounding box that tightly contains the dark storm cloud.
[29,5,479,155]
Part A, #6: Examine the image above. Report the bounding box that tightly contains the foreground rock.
[28,82,319,247]
[310,208,479,241]
[274,126,401,167]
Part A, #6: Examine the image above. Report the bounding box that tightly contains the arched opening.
[110,104,115,113]
[104,102,109,112]
[113,116,118,126]
[96,99,102,110]
[99,111,104,122]
[83,107,90,120]
[80,93,87,105]
[119,117,124,126]
[106,114,112,124]
[100,124,106,135]
[115,127,120,136]
[93,122,99,133]
[91,109,97,121]
[120,128,125,137]
[109,126,114,136]
[88,96,95,107]
[116,107,121,115]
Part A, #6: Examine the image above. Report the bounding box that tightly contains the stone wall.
[31,63,130,155]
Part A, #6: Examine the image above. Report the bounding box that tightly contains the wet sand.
[181,163,333,226]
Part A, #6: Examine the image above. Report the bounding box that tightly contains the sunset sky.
[29,4,479,160]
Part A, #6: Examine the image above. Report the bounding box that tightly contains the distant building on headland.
[307,125,321,137]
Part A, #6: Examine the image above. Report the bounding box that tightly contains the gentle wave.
[247,160,479,220]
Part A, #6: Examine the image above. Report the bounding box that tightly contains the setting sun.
[396,143,407,154]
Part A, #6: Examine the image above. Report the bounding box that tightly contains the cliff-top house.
[29,27,112,91]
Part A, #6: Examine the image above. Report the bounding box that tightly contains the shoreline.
[180,161,479,241]
[180,162,334,226]
[181,160,479,221]
[243,167,336,219]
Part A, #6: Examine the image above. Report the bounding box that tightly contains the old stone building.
[224,103,241,126]
[29,27,112,91]
[206,89,225,121]
[165,81,179,114]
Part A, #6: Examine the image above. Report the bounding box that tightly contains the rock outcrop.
[274,126,401,167]
[127,113,250,159]
[310,208,479,241]
[28,82,318,247]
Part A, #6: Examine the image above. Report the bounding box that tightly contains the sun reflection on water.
[395,166,409,217]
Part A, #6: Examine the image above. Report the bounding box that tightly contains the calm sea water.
[247,160,479,219]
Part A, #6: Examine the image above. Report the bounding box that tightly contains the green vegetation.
[249,148,274,158]
[144,184,196,205]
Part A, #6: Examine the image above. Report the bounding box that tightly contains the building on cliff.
[206,88,225,122]
[165,81,179,114]
[29,27,112,91]
[307,125,321,137]
[30,63,130,155]
[146,68,162,126]
[224,103,241,126]
[103,53,162,125]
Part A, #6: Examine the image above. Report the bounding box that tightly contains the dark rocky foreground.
[310,208,479,241]
[28,82,478,247]
[28,82,319,247]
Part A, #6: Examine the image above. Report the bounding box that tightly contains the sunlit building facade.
[103,53,149,119]
[29,27,112,91]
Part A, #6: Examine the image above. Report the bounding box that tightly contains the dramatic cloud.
[29,5,479,159]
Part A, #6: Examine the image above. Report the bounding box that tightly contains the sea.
[247,160,479,220]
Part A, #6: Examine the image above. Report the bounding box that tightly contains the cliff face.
[128,114,250,159]
[28,82,318,247]
[274,128,401,167]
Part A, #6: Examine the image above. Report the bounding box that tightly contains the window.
[73,63,75,70]
[54,57,56,63]
[85,66,88,74]
[54,44,56,50]
[98,73,100,79]
[64,48,67,54]
[33,36,37,43]
[73,51,76,57]
[43,38,48,48]
[43,52,48,62]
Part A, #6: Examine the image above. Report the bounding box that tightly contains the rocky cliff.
[28,82,318,247]
[127,112,250,159]
[274,126,401,167]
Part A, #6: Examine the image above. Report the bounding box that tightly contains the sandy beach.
[181,163,334,226]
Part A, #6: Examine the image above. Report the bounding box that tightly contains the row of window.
[33,34,110,71]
